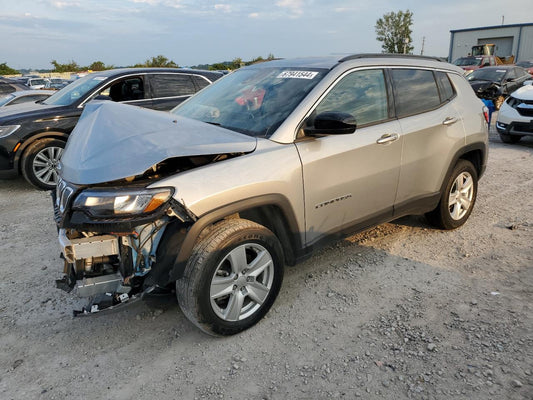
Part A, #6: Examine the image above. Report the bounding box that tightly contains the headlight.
[0,125,21,138]
[73,187,174,217]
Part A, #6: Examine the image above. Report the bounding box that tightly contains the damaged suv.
[53,55,488,335]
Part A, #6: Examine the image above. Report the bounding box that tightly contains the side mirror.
[304,112,357,136]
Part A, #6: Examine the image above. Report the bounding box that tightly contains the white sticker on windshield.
[93,77,107,81]
[496,70,506,72]
[277,71,318,79]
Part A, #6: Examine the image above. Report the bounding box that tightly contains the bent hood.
[60,101,257,185]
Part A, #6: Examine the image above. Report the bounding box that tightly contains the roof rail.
[339,53,447,63]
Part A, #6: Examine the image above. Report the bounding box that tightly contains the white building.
[449,23,533,62]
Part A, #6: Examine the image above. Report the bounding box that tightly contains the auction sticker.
[277,71,318,79]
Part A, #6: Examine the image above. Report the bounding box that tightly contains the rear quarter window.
[435,72,455,102]
[391,69,441,117]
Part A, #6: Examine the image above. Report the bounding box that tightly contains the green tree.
[141,55,178,68]
[0,63,19,75]
[51,60,80,72]
[375,10,414,54]
[88,61,111,71]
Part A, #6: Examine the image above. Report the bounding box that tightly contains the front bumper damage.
[53,185,195,316]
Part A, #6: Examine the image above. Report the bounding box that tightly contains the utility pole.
[420,36,426,56]
[501,15,505,25]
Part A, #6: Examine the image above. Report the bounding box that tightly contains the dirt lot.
[0,128,531,400]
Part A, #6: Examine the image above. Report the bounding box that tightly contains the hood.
[512,84,533,101]
[60,101,257,185]
[0,101,63,122]
[469,81,495,92]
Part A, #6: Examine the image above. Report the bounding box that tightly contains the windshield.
[43,73,106,106]
[171,66,328,137]
[467,69,506,82]
[453,57,482,67]
[0,93,15,107]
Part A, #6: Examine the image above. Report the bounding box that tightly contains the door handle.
[376,133,399,144]
[442,116,458,126]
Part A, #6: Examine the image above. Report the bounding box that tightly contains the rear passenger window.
[314,69,388,126]
[150,75,195,98]
[191,75,211,90]
[435,72,455,102]
[391,69,441,117]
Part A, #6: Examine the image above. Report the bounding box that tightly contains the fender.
[167,194,302,282]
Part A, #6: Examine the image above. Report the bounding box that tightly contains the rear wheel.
[426,160,478,230]
[176,219,284,336]
[21,138,65,190]
[499,133,521,144]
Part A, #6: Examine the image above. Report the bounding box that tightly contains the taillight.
[482,106,489,124]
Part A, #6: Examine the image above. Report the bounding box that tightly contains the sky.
[0,0,531,70]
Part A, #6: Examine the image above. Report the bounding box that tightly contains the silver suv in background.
[53,54,488,335]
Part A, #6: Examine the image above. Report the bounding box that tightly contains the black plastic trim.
[168,194,301,281]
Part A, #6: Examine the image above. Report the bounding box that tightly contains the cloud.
[276,0,303,17]
[214,4,231,13]
[51,1,81,8]
[248,12,259,18]
[130,0,184,8]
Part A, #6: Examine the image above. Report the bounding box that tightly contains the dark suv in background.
[0,68,222,189]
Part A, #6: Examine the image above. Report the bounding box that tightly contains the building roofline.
[450,23,533,33]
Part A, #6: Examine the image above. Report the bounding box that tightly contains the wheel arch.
[14,131,69,172]
[167,194,302,282]
[439,143,486,195]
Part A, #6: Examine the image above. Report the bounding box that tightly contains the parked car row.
[10,76,72,90]
[0,68,222,189]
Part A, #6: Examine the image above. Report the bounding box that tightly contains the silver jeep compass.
[53,54,488,335]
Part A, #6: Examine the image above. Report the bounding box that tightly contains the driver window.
[314,69,388,127]
[102,77,145,102]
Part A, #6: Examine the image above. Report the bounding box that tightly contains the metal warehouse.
[449,23,533,62]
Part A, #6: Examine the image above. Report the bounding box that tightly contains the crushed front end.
[53,178,194,315]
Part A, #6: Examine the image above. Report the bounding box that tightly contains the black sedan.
[467,65,531,109]
[0,68,222,190]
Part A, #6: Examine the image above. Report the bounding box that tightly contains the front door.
[295,68,402,246]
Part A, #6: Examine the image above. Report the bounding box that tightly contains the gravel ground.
[0,126,531,400]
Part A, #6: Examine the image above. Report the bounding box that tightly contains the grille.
[517,104,533,117]
[508,96,533,117]
[56,178,75,214]
[512,122,533,134]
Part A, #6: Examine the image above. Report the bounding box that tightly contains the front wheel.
[176,219,284,336]
[426,160,478,230]
[21,138,65,190]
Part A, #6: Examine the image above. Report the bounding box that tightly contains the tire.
[499,133,521,144]
[176,219,284,336]
[494,95,505,110]
[426,160,478,230]
[21,138,65,190]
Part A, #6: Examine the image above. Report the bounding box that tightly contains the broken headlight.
[72,187,174,218]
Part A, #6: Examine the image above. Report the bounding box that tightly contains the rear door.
[391,69,465,212]
[295,68,402,246]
